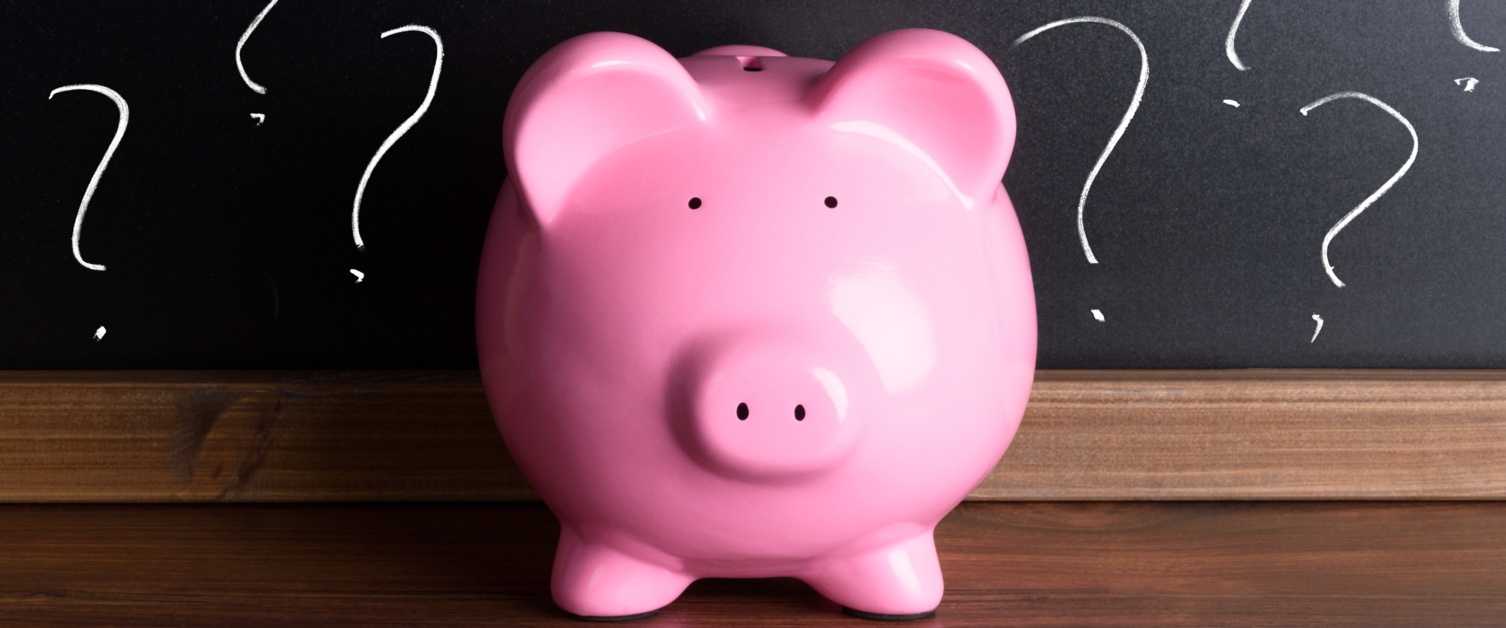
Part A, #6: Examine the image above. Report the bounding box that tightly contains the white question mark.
[351,24,444,254]
[236,0,280,124]
[1226,0,1253,71]
[1299,92,1418,289]
[1012,17,1148,322]
[1449,0,1499,52]
[49,84,129,272]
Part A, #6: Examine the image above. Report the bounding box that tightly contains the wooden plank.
[1,370,1505,501]
[0,502,1502,626]
[0,371,525,502]
[990,370,1506,499]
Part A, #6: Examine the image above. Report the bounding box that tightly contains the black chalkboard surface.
[3,0,1505,369]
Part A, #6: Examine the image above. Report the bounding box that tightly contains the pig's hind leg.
[550,525,696,620]
[800,529,944,619]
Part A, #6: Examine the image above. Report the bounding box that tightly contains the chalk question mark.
[1449,1,1495,93]
[1449,0,1499,52]
[1222,0,1252,107]
[49,84,129,272]
[1300,92,1418,289]
[236,0,279,125]
[1226,0,1253,71]
[1012,17,1148,322]
[1300,92,1417,341]
[351,24,444,255]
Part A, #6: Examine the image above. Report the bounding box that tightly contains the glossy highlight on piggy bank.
[477,28,1036,620]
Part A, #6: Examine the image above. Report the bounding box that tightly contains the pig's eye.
[824,196,838,208]
[794,404,806,421]
[736,402,749,420]
[689,197,703,210]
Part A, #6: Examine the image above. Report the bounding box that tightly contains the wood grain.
[0,502,1501,626]
[992,370,1506,499]
[2,370,1505,501]
[0,371,524,501]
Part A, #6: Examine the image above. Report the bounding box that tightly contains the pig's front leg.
[801,529,944,620]
[550,525,695,620]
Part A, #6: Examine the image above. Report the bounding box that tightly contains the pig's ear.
[504,32,709,227]
[808,29,1014,208]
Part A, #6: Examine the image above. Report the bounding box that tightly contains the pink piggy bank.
[477,28,1035,620]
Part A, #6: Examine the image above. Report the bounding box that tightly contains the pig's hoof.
[553,526,694,618]
[565,609,662,622]
[842,607,936,621]
[803,531,944,619]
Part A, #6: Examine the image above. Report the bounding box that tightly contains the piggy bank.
[477,28,1035,620]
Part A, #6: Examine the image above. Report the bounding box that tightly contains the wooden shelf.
[3,501,1503,625]
[3,370,1506,501]
[4,371,1503,622]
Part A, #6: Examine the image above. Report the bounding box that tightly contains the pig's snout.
[677,340,864,482]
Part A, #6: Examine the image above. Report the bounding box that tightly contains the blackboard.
[3,0,1504,369]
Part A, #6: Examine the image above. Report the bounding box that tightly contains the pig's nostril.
[794,404,806,421]
[736,402,749,420]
